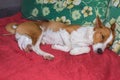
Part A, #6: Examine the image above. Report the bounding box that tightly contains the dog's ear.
[94,16,103,31]
[111,23,116,31]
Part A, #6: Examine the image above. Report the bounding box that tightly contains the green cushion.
[106,1,120,54]
[21,0,109,25]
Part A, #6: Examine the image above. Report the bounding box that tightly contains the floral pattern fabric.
[21,0,109,25]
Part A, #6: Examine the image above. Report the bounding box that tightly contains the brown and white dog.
[5,17,116,60]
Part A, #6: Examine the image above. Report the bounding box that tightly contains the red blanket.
[0,13,120,80]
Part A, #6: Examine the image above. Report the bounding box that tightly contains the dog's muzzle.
[93,43,105,54]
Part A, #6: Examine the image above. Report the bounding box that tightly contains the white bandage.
[15,33,32,50]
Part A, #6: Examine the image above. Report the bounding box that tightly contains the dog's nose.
[97,48,103,54]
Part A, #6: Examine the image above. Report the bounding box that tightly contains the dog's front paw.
[70,47,90,55]
[52,45,70,52]
[43,54,54,60]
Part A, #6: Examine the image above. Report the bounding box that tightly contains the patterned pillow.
[106,0,120,54]
[21,0,109,25]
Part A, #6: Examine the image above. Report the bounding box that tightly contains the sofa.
[0,0,120,80]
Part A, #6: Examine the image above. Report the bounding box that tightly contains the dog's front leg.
[52,45,70,52]
[52,29,71,52]
[70,47,90,55]
[32,36,54,60]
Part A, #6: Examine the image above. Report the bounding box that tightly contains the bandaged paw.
[15,33,32,52]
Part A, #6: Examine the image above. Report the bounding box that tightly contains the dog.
[5,16,116,60]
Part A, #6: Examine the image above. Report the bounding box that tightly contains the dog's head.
[92,16,116,54]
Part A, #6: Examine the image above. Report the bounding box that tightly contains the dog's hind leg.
[32,33,54,60]
[32,45,54,60]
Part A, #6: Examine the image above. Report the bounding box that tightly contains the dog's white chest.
[42,29,64,45]
[71,27,94,47]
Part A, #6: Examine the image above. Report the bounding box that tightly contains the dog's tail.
[5,22,19,35]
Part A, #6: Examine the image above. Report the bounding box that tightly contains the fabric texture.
[0,13,120,80]
[21,0,109,25]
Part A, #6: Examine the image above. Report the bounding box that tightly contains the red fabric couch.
[0,13,120,80]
